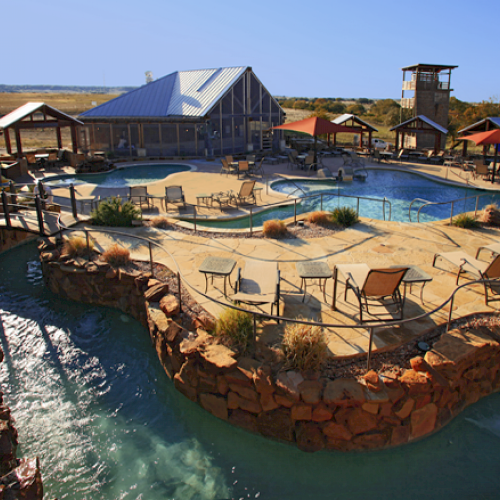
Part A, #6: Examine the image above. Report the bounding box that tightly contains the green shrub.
[90,197,141,227]
[331,206,359,227]
[213,307,253,351]
[452,213,479,229]
[281,321,328,371]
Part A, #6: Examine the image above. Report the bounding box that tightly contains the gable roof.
[80,66,248,120]
[0,102,83,130]
[458,117,500,134]
[332,113,378,132]
[390,115,448,134]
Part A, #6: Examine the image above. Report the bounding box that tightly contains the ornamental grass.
[61,236,94,258]
[306,211,332,225]
[213,307,253,351]
[102,244,131,267]
[263,219,288,239]
[281,321,328,371]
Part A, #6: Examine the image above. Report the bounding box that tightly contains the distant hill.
[0,84,137,94]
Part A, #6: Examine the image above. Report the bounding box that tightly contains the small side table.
[296,261,332,302]
[196,193,213,206]
[391,265,433,304]
[199,256,237,295]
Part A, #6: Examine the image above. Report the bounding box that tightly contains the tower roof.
[401,64,458,72]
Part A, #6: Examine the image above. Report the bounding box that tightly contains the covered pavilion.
[331,113,378,148]
[0,102,82,157]
[390,115,448,152]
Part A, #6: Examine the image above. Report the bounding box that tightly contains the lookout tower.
[401,63,457,149]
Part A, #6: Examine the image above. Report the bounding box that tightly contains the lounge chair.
[232,260,280,316]
[334,264,408,322]
[230,180,256,206]
[396,149,409,163]
[432,251,500,304]
[129,186,150,210]
[165,185,185,208]
[429,151,445,165]
[476,242,500,260]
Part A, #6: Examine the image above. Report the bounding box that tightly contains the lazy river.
[1,243,500,499]
[196,170,500,229]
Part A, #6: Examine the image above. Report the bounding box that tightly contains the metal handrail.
[55,220,498,371]
[409,193,490,223]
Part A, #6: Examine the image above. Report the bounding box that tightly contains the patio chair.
[287,152,301,170]
[432,251,500,305]
[336,264,408,322]
[230,180,256,206]
[429,151,445,165]
[473,161,491,180]
[164,185,185,208]
[232,260,280,317]
[249,158,265,178]
[304,154,319,172]
[237,161,250,179]
[129,186,150,210]
[220,158,237,176]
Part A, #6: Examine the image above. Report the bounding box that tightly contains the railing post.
[149,241,154,276]
[294,199,297,225]
[253,313,257,342]
[9,182,17,207]
[249,207,253,234]
[69,184,78,218]
[356,197,360,216]
[177,272,182,313]
[383,198,386,221]
[1,191,11,229]
[34,195,45,236]
[85,230,90,257]
[193,207,197,232]
[447,295,454,332]
[320,193,323,211]
[475,196,479,218]
[366,327,374,370]
[449,201,454,225]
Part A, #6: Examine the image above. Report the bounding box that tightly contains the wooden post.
[69,184,78,218]
[4,128,12,155]
[1,191,11,229]
[56,126,62,150]
[34,196,45,236]
[70,125,78,153]
[14,125,22,155]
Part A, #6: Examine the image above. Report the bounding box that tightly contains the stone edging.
[38,237,500,453]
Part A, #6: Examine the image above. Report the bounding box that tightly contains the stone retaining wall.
[38,237,500,453]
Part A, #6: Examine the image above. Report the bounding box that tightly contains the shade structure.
[459,129,500,183]
[272,117,358,163]
[272,116,358,136]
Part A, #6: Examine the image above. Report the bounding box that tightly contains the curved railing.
[55,221,498,371]
[409,193,491,223]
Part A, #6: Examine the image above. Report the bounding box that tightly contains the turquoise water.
[45,164,190,188]
[2,242,500,499]
[196,170,500,229]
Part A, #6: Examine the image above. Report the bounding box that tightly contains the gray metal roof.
[390,115,448,134]
[0,102,83,130]
[332,113,378,132]
[80,66,248,119]
[458,117,500,134]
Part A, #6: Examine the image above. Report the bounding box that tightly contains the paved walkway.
[11,155,500,358]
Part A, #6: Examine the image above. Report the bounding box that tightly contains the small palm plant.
[331,206,359,227]
[90,197,141,227]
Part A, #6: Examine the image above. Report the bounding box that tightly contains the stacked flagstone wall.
[38,237,500,452]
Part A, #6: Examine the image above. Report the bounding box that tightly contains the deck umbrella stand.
[458,129,500,183]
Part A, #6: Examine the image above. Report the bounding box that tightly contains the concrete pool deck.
[28,154,500,359]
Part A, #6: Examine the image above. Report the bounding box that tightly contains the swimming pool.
[45,163,191,188]
[195,169,500,229]
[2,243,500,499]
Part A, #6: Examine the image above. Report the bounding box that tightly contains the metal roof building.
[79,66,284,157]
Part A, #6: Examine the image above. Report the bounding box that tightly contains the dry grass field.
[0,92,117,117]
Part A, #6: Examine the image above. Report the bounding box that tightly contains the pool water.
[2,243,500,499]
[46,164,190,188]
[196,170,500,229]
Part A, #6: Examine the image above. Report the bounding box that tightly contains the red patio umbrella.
[272,117,358,163]
[458,129,500,183]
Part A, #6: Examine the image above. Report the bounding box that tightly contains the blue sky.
[4,0,499,103]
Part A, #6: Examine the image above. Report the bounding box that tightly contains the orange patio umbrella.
[458,129,500,183]
[272,117,358,163]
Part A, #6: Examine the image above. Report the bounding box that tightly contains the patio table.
[199,256,236,295]
[296,261,332,302]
